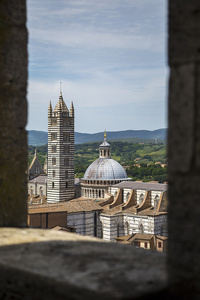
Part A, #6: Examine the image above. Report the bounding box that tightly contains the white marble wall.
[28,182,47,197]
[100,213,168,241]
[150,191,162,207]
[153,215,168,237]
[67,211,102,238]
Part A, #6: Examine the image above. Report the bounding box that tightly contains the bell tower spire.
[47,85,75,203]
[60,81,62,95]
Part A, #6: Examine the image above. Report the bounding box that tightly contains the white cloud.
[27,0,168,133]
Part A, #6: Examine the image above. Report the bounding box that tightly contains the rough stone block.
[0,228,167,300]
[0,0,27,226]
[168,64,195,173]
[169,1,200,65]
[168,174,200,294]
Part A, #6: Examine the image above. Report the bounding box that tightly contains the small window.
[63,119,69,127]
[134,241,140,247]
[52,182,54,188]
[52,157,56,166]
[52,145,56,153]
[126,192,130,202]
[64,158,69,166]
[154,195,160,209]
[51,119,57,126]
[63,133,69,141]
[53,170,56,178]
[66,182,68,188]
[65,171,68,178]
[139,193,144,205]
[40,187,43,197]
[64,145,69,154]
[51,133,57,140]
[145,242,148,249]
[138,224,144,234]
[158,241,162,248]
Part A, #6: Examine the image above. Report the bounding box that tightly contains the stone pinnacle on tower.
[48,101,52,117]
[70,101,74,118]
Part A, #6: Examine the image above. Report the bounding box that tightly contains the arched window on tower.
[52,145,56,153]
[64,158,68,166]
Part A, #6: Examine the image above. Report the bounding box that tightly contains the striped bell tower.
[47,91,75,203]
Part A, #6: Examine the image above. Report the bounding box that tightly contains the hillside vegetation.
[29,141,167,183]
[28,129,167,146]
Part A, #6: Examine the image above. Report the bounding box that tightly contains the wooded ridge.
[28,128,167,146]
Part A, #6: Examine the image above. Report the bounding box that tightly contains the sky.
[27,0,168,134]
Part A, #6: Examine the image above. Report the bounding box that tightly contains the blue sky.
[27,0,168,133]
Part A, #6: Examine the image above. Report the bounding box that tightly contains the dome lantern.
[99,130,111,158]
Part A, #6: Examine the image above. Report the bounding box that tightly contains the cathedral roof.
[29,149,44,176]
[112,181,168,192]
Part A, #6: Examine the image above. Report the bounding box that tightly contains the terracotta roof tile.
[28,198,102,214]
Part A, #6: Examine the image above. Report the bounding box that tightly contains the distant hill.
[28,130,48,146]
[75,129,167,144]
[28,129,167,146]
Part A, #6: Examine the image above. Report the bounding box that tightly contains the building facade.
[99,181,168,241]
[47,93,75,203]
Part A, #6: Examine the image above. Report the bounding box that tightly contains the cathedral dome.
[83,157,128,180]
[83,131,128,181]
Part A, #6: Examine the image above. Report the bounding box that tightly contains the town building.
[116,233,168,252]
[99,181,168,241]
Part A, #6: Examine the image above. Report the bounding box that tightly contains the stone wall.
[168,0,200,295]
[67,211,102,238]
[0,0,27,226]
